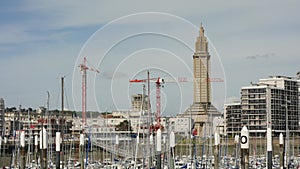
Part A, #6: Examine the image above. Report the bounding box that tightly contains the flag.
[192,128,198,136]
[191,120,197,137]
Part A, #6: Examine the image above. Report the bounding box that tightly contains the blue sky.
[0,1,299,115]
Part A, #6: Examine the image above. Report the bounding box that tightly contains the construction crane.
[130,77,165,130]
[79,57,99,126]
[130,77,188,131]
[130,76,223,131]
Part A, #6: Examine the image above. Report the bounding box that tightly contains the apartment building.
[0,98,4,137]
[224,103,242,138]
[240,76,299,136]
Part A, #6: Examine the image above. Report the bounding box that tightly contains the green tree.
[116,120,132,131]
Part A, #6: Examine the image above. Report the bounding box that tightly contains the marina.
[1,124,300,168]
[0,3,300,169]
[1,24,300,168]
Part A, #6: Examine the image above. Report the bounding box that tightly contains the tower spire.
[195,24,208,53]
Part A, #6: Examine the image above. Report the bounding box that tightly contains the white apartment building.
[0,98,4,137]
[131,94,149,111]
[169,117,193,137]
[224,103,242,137]
[225,75,299,137]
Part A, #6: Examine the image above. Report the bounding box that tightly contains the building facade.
[224,103,242,138]
[131,94,149,111]
[257,76,299,135]
[0,98,4,137]
[169,117,193,137]
[226,75,299,137]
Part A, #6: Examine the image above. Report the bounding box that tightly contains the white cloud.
[0,25,39,44]
[19,1,294,31]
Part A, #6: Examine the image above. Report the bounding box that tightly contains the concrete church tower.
[178,25,220,137]
[193,24,211,104]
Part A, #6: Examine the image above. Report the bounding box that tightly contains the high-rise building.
[0,98,4,137]
[0,98,4,110]
[258,76,298,134]
[131,94,149,111]
[179,25,220,137]
[237,76,299,137]
[224,103,242,138]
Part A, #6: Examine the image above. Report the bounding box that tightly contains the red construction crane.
[130,77,191,130]
[130,76,223,130]
[130,77,165,130]
[79,57,99,126]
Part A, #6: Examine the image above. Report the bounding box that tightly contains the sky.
[0,1,300,116]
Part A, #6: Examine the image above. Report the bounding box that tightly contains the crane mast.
[79,57,99,126]
[79,57,88,126]
[155,78,164,130]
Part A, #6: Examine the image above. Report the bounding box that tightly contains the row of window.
[242,88,266,94]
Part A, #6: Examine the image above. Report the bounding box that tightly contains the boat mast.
[61,77,65,169]
[147,70,152,167]
[46,91,51,164]
[285,95,290,166]
[17,105,21,168]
